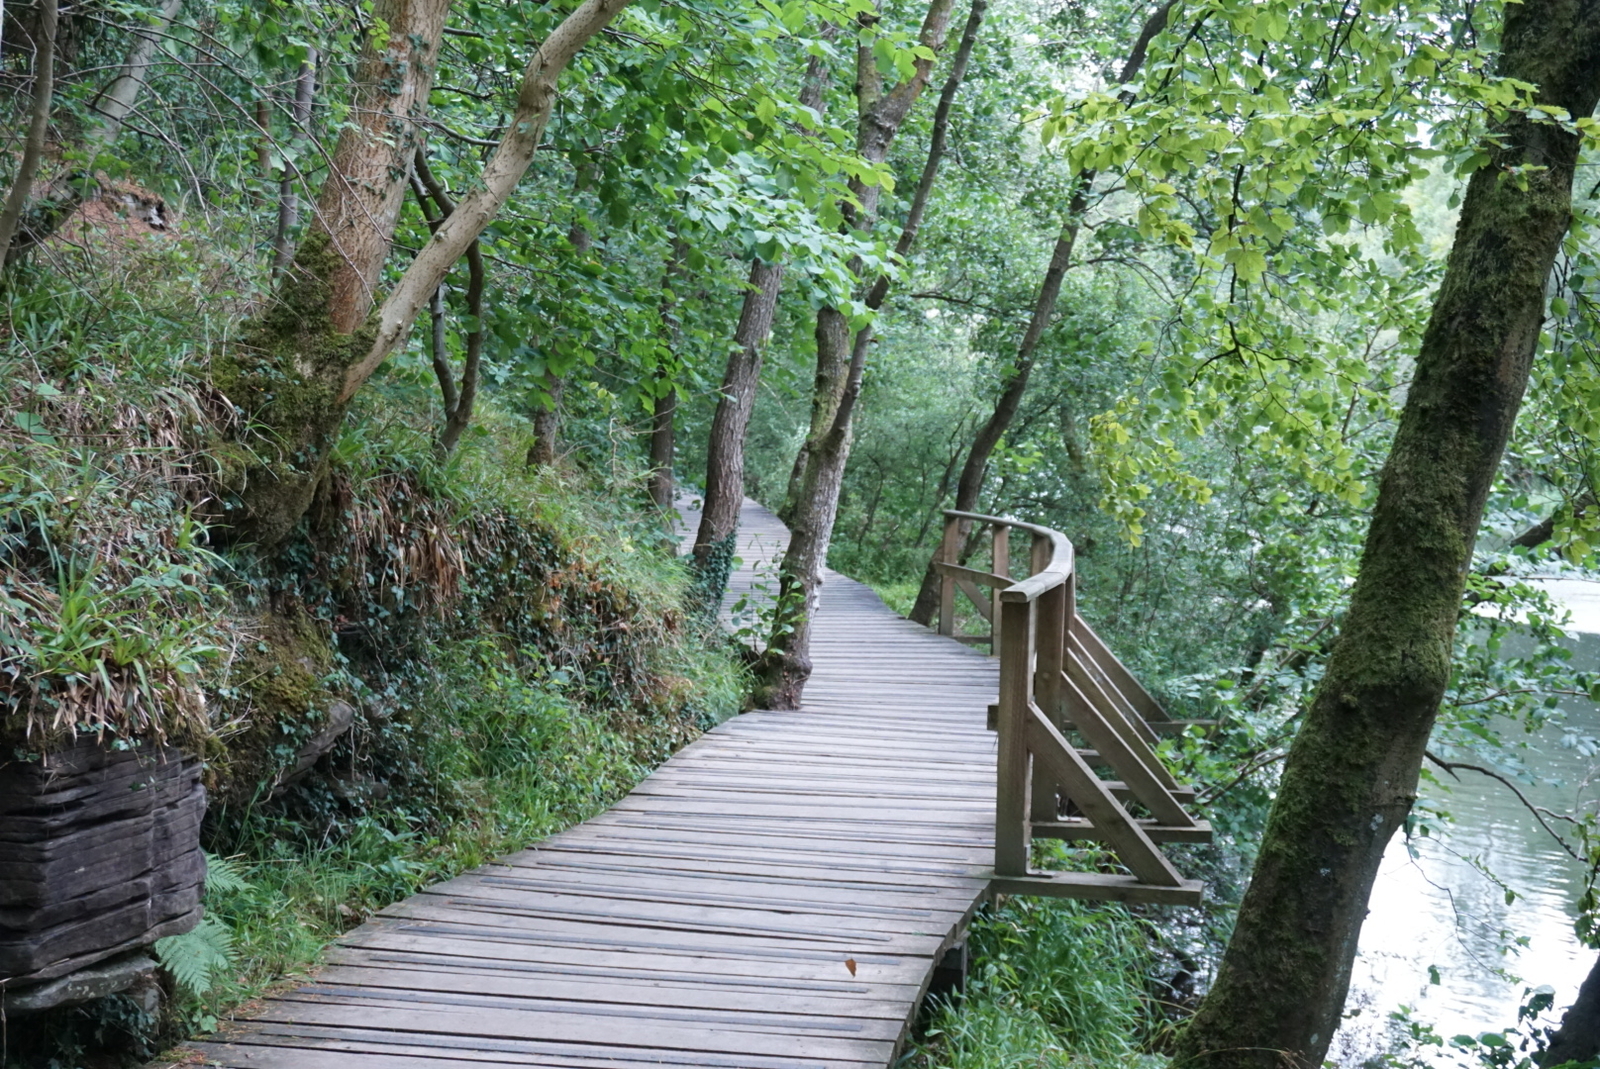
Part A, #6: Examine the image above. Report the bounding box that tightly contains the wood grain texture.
[195,499,1000,1068]
[196,497,1199,1066]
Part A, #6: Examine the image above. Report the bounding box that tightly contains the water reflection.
[1337,582,1600,1063]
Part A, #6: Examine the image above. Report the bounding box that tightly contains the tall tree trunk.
[754,0,965,709]
[272,51,319,278]
[690,258,784,593]
[647,239,689,511]
[905,0,1174,626]
[0,0,57,267]
[214,0,630,545]
[1172,5,1600,1066]
[907,209,1080,623]
[690,34,834,597]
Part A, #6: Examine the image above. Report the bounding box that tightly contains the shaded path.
[194,498,999,1069]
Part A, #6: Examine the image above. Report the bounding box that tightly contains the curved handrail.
[942,509,1073,604]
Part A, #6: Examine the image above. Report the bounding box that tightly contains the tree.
[753,0,966,707]
[215,0,632,546]
[0,0,59,266]
[1172,3,1600,1065]
[906,0,1173,626]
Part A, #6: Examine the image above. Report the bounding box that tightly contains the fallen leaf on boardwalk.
[844,958,857,976]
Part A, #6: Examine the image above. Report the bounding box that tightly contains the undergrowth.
[905,897,1165,1069]
[1,239,747,1066]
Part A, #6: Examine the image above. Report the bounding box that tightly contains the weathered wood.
[1032,818,1214,844]
[1059,670,1193,827]
[1025,704,1183,887]
[197,498,1202,1069]
[991,871,1203,906]
[1,742,204,986]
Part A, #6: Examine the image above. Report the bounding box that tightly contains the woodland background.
[2,0,1600,1065]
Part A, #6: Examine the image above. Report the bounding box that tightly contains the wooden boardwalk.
[193,499,1001,1069]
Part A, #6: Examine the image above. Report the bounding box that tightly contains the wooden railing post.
[990,524,1010,657]
[938,514,960,637]
[1031,536,1066,823]
[995,595,1034,876]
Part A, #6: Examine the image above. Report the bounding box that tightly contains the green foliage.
[154,915,236,1001]
[906,897,1163,1069]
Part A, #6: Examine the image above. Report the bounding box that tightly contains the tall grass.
[906,897,1165,1069]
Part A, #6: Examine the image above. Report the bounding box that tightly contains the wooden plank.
[931,561,1011,589]
[991,870,1203,906]
[993,599,1032,877]
[1072,615,1167,738]
[1059,665,1193,827]
[1032,818,1213,844]
[1024,703,1184,888]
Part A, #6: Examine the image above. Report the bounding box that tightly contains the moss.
[207,608,347,809]
[209,231,377,548]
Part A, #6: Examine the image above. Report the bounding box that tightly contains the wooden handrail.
[937,508,1204,904]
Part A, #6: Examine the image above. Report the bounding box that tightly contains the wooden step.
[990,870,1204,906]
[1031,818,1213,844]
[1106,781,1197,805]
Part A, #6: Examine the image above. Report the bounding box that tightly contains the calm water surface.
[1335,578,1600,1062]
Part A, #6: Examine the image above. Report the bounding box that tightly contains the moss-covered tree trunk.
[1173,5,1600,1066]
[215,0,631,546]
[214,0,451,545]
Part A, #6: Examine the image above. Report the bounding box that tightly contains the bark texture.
[1541,952,1600,1067]
[1172,5,1600,1066]
[690,259,784,595]
[214,0,629,545]
[0,0,58,266]
[755,0,964,709]
[271,51,319,278]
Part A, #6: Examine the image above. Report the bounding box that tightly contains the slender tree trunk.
[689,35,834,597]
[905,0,1173,626]
[1540,952,1600,1068]
[1172,6,1600,1066]
[755,0,965,708]
[648,387,676,511]
[215,0,630,545]
[413,150,484,456]
[690,259,784,594]
[0,0,57,267]
[907,211,1080,623]
[272,51,318,278]
[5,0,182,262]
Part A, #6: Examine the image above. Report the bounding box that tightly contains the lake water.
[1334,577,1600,1065]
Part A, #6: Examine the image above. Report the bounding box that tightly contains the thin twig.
[1425,751,1583,861]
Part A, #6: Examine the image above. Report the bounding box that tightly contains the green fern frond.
[154,913,236,998]
[202,852,250,895]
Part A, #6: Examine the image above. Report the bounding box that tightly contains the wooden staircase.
[934,510,1207,905]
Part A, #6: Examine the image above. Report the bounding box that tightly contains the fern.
[203,852,250,894]
[154,914,235,998]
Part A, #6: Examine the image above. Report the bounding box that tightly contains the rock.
[0,741,205,984]
[0,952,158,1014]
[271,699,356,793]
